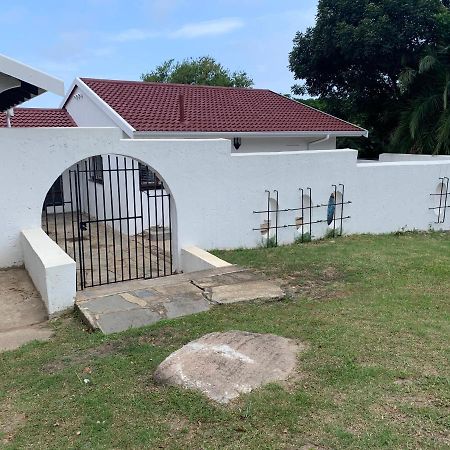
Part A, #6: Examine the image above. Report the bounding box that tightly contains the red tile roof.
[0,108,76,128]
[80,78,365,134]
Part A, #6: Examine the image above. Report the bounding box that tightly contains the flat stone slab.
[164,294,210,319]
[191,269,264,289]
[206,280,285,304]
[154,331,301,403]
[96,309,161,334]
[77,283,211,334]
[76,266,284,334]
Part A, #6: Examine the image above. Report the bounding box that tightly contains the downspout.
[307,134,330,150]
[5,108,14,128]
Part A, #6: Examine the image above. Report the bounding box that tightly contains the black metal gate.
[42,156,174,290]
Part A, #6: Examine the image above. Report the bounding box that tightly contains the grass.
[1,232,450,449]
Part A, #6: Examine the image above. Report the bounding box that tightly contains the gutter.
[307,134,330,150]
[133,130,368,139]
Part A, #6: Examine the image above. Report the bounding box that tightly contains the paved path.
[0,269,52,353]
[77,266,284,334]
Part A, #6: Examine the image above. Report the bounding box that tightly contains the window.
[139,163,162,190]
[90,156,103,184]
[43,176,63,208]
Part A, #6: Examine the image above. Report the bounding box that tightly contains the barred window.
[43,176,63,208]
[139,163,162,190]
[90,156,103,184]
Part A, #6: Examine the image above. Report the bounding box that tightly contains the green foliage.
[295,232,312,243]
[141,56,253,88]
[289,0,449,157]
[260,235,277,248]
[324,228,341,239]
[290,97,330,112]
[392,46,450,154]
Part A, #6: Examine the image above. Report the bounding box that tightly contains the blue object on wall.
[327,193,335,225]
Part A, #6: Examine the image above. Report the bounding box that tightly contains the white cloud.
[110,17,243,43]
[111,28,160,43]
[171,17,244,38]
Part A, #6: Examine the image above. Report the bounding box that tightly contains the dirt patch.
[282,267,347,300]
[41,341,123,374]
[0,268,47,331]
[167,415,190,433]
[138,327,190,349]
[372,396,450,446]
[0,397,27,444]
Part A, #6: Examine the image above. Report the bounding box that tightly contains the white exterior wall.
[379,153,450,162]
[132,135,337,153]
[232,136,337,153]
[65,86,119,128]
[1,127,450,271]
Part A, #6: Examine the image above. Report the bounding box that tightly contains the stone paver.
[164,293,210,319]
[205,280,285,304]
[96,309,161,334]
[76,266,285,334]
[131,289,159,299]
[154,331,303,403]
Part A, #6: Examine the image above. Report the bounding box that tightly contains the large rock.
[154,331,302,403]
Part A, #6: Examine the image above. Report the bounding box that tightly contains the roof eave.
[0,53,64,97]
[60,78,136,137]
[133,130,368,138]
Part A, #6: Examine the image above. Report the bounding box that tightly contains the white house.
[1,53,450,316]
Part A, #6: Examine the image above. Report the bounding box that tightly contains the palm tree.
[391,46,450,154]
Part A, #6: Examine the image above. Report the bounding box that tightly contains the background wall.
[1,127,450,270]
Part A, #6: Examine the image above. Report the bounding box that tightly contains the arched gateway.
[42,154,174,290]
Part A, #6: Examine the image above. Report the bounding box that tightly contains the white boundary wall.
[21,228,76,315]
[181,246,233,273]
[2,127,450,272]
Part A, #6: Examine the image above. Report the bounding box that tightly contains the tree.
[289,0,447,156]
[141,56,253,88]
[391,4,450,154]
[392,46,450,154]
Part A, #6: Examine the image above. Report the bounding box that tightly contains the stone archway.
[42,153,175,290]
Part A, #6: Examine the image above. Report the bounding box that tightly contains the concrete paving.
[0,269,52,353]
[77,266,285,334]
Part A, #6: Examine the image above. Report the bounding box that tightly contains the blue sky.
[1,1,318,108]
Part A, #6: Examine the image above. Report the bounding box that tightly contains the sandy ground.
[0,268,52,352]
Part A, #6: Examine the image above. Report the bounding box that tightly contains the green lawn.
[1,233,449,449]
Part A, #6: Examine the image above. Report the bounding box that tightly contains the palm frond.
[409,95,441,139]
[444,75,450,110]
[398,68,417,93]
[391,109,414,153]
[419,55,438,74]
[435,110,450,154]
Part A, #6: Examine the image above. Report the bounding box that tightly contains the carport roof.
[0,54,65,111]
[0,108,76,127]
[70,78,367,136]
